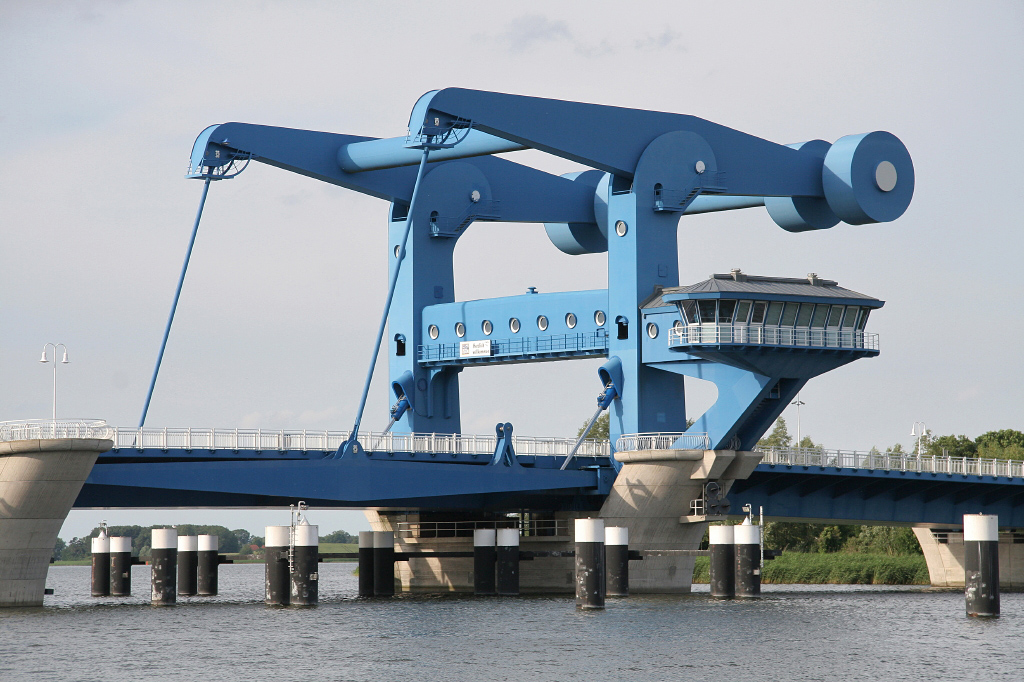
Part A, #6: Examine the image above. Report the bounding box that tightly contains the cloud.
[499,14,572,53]
[634,28,686,52]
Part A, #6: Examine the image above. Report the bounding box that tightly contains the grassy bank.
[693,552,929,585]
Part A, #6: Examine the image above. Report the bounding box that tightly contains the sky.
[2,1,1022,539]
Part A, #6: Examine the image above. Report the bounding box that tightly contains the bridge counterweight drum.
[964,514,999,617]
[734,522,762,598]
[177,535,198,596]
[709,525,735,598]
[264,526,290,605]
[473,528,497,595]
[496,528,520,596]
[90,531,110,597]
[372,531,396,596]
[575,518,605,610]
[197,534,219,596]
[358,531,375,597]
[290,523,319,606]
[605,526,629,597]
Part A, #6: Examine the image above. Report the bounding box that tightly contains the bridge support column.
[914,526,1024,588]
[599,448,761,593]
[0,437,112,607]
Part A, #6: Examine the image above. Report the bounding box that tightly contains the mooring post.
[177,535,198,596]
[264,526,290,605]
[473,528,497,595]
[495,528,520,596]
[290,523,319,606]
[90,530,110,597]
[358,531,374,597]
[709,525,735,598]
[605,526,629,597]
[372,531,395,596]
[735,521,762,597]
[575,518,605,609]
[109,536,132,597]
[964,514,999,617]
[196,534,219,596]
[150,528,177,605]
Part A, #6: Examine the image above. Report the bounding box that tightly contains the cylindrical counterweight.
[372,531,395,596]
[605,526,629,597]
[358,531,374,597]
[150,528,177,605]
[473,528,497,595]
[109,536,132,597]
[575,519,605,609]
[264,526,290,605]
[496,528,520,596]
[964,514,999,617]
[90,531,110,597]
[734,522,762,598]
[290,523,319,606]
[709,525,735,598]
[197,534,219,596]
[177,535,198,596]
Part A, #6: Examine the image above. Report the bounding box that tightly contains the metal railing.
[419,330,609,363]
[759,446,1024,478]
[668,324,878,351]
[395,518,571,539]
[105,426,611,459]
[616,432,711,451]
[0,419,114,443]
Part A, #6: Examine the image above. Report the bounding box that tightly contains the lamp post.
[791,394,805,447]
[910,421,927,456]
[39,343,69,421]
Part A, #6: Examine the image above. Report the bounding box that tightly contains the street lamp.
[39,343,69,421]
[791,394,805,447]
[910,421,927,456]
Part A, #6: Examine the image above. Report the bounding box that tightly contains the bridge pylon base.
[0,438,112,607]
[913,527,1024,588]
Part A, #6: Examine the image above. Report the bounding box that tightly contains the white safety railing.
[105,426,611,459]
[759,446,1024,478]
[0,419,114,443]
[668,324,879,351]
[616,432,711,451]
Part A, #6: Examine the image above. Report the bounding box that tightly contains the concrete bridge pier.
[913,527,1024,588]
[0,437,113,606]
[598,448,762,593]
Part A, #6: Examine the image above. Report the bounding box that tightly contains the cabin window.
[750,301,767,324]
[734,300,752,324]
[780,302,799,326]
[718,300,736,323]
[680,300,698,324]
[810,304,829,328]
[795,303,814,327]
[697,300,717,324]
[765,301,784,326]
[841,307,859,329]
[857,310,870,330]
[826,306,844,328]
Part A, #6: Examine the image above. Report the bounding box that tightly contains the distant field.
[319,542,358,560]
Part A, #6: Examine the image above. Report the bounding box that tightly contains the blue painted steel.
[338,129,525,172]
[346,148,430,449]
[138,177,211,428]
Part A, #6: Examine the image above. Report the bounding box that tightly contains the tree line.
[54,525,358,561]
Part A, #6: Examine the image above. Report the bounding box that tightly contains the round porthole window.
[428,325,439,340]
[615,220,628,237]
[673,320,683,330]
[594,310,606,326]
[482,320,493,336]
[537,315,549,331]
[647,322,659,339]
[455,322,466,338]
[509,317,521,333]
[565,312,577,329]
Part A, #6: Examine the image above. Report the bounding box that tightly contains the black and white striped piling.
[109,536,132,597]
[734,521,762,598]
[177,535,198,596]
[964,514,1000,617]
[473,528,497,595]
[90,530,110,597]
[265,526,291,605]
[290,522,319,606]
[605,526,629,597]
[709,525,735,598]
[372,531,395,596]
[496,528,520,596]
[358,531,374,597]
[575,518,605,609]
[150,528,177,605]
[197,534,219,596]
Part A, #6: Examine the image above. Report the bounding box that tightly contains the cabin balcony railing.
[616,432,712,452]
[668,324,878,351]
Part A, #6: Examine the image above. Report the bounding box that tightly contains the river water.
[1,563,1021,681]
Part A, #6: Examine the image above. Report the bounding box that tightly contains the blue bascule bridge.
[7,89,1013,600]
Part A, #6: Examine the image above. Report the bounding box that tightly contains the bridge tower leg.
[0,437,112,607]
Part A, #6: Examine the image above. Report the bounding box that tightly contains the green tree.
[885,442,906,455]
[51,537,66,561]
[926,434,977,459]
[977,429,1024,460]
[322,529,357,544]
[758,417,792,449]
[577,413,610,441]
[844,526,922,556]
